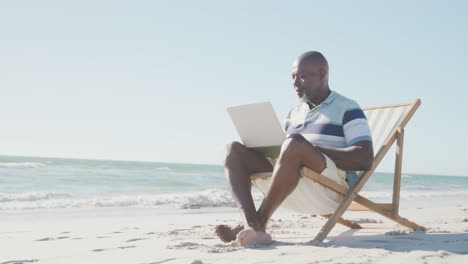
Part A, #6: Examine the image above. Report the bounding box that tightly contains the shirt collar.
[303,90,337,109]
[322,90,337,105]
[299,90,338,111]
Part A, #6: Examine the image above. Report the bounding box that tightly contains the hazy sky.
[1,1,467,176]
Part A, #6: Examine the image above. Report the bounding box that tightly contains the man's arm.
[315,141,374,171]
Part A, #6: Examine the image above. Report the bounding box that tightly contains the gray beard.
[300,93,311,104]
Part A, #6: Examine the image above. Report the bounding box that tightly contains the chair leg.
[314,211,346,242]
[354,195,426,231]
[313,185,362,242]
[388,214,427,231]
[322,214,362,229]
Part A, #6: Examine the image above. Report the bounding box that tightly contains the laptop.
[227,102,286,159]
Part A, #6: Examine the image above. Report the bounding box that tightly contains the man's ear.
[320,68,328,82]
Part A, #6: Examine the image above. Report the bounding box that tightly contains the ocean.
[1,155,468,212]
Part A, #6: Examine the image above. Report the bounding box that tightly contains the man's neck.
[308,88,331,109]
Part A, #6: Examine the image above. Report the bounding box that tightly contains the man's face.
[291,61,323,103]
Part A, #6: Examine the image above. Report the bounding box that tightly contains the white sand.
[1,205,468,264]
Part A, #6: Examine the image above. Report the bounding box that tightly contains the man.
[216,51,374,246]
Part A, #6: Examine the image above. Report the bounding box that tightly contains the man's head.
[291,51,330,105]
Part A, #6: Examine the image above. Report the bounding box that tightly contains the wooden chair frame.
[251,99,426,242]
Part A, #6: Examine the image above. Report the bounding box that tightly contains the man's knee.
[224,141,246,166]
[287,133,308,143]
[279,134,310,161]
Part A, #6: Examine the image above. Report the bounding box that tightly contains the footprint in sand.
[35,236,70,241]
[92,248,108,252]
[118,246,136,250]
[126,238,149,243]
[0,260,39,264]
[167,242,202,250]
[207,244,240,253]
[139,259,176,264]
[168,228,193,235]
[35,237,54,241]
[119,227,140,231]
[92,246,136,252]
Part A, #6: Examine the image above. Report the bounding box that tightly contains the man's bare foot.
[236,228,257,246]
[215,224,244,242]
[255,231,273,245]
[236,228,273,247]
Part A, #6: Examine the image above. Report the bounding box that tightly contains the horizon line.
[1,153,467,178]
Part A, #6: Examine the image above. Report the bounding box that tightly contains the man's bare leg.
[256,134,327,233]
[215,141,273,242]
[217,134,328,245]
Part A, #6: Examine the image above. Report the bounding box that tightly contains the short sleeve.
[284,109,293,131]
[342,108,372,146]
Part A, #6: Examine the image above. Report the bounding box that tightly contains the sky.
[1,1,467,176]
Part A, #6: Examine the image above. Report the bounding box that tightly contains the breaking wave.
[0,162,46,168]
[0,189,260,211]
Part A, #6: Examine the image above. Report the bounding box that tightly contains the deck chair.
[250,99,426,242]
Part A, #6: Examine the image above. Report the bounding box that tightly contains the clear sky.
[1,1,467,176]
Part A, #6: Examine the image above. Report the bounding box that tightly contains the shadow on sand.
[255,230,468,254]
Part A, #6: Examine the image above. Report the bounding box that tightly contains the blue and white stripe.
[284,91,372,188]
[284,91,372,148]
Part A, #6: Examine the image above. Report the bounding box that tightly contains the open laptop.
[227,102,286,159]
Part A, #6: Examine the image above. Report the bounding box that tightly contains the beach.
[1,206,468,264]
[1,156,468,263]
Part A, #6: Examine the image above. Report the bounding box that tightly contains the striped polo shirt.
[284,90,372,188]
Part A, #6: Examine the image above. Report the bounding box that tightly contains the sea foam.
[1,187,467,211]
[0,162,46,168]
[0,192,72,203]
[0,189,255,211]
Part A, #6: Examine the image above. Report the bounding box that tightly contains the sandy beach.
[1,204,468,264]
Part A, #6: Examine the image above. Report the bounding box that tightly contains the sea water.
[1,155,467,213]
